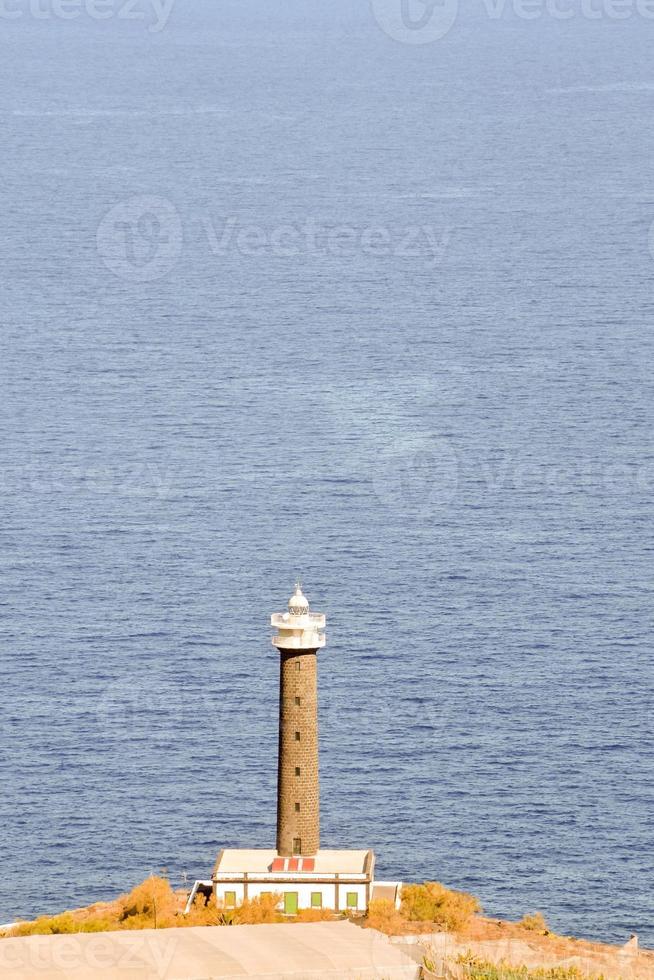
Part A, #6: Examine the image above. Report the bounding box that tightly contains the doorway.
[284,892,298,915]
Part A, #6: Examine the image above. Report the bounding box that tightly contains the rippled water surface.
[1,0,653,947]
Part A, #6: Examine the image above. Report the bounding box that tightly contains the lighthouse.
[210,582,387,915]
[271,583,326,857]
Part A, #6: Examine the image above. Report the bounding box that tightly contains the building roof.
[0,922,419,979]
[214,848,373,876]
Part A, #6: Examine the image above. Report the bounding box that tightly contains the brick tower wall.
[276,649,320,857]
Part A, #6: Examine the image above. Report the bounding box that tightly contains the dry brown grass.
[230,893,283,924]
[6,878,180,937]
[6,876,653,980]
[365,898,409,935]
[451,952,604,979]
[3,879,346,939]
[419,915,654,980]
[401,882,481,931]
[362,883,482,937]
[117,876,178,930]
[295,907,337,922]
[520,912,550,935]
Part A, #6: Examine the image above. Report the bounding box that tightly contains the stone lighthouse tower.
[211,583,377,914]
[271,584,326,857]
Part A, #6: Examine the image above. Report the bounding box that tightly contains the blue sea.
[0,0,653,948]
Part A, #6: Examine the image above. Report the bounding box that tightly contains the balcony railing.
[272,633,326,649]
[271,612,326,628]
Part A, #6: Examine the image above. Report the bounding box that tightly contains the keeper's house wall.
[214,880,368,912]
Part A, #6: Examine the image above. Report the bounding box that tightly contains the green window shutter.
[224,891,236,908]
[346,892,358,909]
[311,892,322,908]
[284,892,299,915]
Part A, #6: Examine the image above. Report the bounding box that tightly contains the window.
[292,837,302,855]
[294,696,301,706]
[295,767,301,776]
[346,892,358,910]
[294,731,300,741]
[295,660,301,671]
[311,892,322,908]
[295,802,300,812]
[224,891,236,908]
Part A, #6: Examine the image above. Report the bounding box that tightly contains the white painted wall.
[214,881,368,912]
[215,882,246,907]
[374,880,404,910]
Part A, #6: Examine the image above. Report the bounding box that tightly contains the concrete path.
[0,921,420,979]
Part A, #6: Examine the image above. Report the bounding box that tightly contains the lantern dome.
[288,584,309,616]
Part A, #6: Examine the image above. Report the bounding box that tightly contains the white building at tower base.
[212,849,380,915]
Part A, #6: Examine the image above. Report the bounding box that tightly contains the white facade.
[214,880,369,913]
[213,848,375,914]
